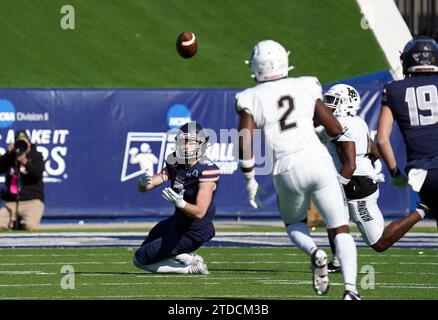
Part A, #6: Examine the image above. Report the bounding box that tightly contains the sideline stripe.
[0,232,437,249]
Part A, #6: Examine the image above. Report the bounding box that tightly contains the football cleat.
[343,290,362,300]
[188,261,209,275]
[327,260,342,273]
[175,253,204,265]
[311,249,329,295]
[190,253,204,264]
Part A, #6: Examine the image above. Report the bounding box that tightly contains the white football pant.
[348,189,384,245]
[273,145,350,229]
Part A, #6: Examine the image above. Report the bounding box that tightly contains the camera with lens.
[13,140,28,157]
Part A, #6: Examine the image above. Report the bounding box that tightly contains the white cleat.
[188,261,209,275]
[191,253,204,264]
[311,249,329,295]
[185,253,204,265]
[175,253,204,265]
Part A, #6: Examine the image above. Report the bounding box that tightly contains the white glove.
[375,173,385,183]
[161,187,187,209]
[243,171,268,209]
[138,170,152,188]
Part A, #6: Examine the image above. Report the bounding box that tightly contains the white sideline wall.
[356,0,412,80]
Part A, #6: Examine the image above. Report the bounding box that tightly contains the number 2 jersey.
[383,75,438,171]
[235,77,326,175]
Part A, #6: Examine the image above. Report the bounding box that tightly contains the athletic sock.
[416,208,426,219]
[286,222,318,256]
[334,233,357,291]
[416,202,430,219]
[332,254,341,267]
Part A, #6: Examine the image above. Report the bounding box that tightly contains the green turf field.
[0,246,437,300]
[0,0,387,88]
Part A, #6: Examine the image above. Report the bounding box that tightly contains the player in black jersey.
[377,36,438,227]
[133,122,220,274]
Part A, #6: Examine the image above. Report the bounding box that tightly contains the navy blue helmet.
[401,36,438,76]
[175,121,209,160]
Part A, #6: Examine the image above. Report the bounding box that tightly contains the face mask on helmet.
[324,84,361,117]
[175,122,209,161]
[245,40,295,82]
[401,36,438,76]
[176,136,204,160]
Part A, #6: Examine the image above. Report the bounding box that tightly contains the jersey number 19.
[405,85,438,126]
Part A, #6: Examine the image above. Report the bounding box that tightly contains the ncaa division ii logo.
[120,132,167,182]
[120,104,191,182]
[0,99,16,128]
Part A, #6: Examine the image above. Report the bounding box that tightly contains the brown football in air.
[176,32,198,59]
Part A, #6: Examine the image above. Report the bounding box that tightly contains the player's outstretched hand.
[161,187,187,209]
[245,177,268,209]
[138,169,152,188]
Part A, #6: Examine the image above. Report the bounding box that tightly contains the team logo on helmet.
[401,36,438,76]
[324,84,361,117]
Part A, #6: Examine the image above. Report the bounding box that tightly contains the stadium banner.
[0,70,411,219]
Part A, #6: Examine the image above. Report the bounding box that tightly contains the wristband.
[338,174,351,185]
[176,199,187,209]
[389,167,401,177]
[239,157,255,169]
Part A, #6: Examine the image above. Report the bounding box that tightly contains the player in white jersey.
[317,84,427,273]
[235,40,360,300]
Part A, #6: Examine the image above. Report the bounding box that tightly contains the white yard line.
[208,253,438,257]
[0,271,55,275]
[0,283,52,287]
[1,260,438,266]
[84,282,220,286]
[0,253,128,257]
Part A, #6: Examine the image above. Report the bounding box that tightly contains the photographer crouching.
[0,130,45,231]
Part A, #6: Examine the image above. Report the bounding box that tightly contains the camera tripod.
[8,158,22,230]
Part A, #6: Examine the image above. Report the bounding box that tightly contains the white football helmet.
[324,84,361,117]
[246,40,294,82]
